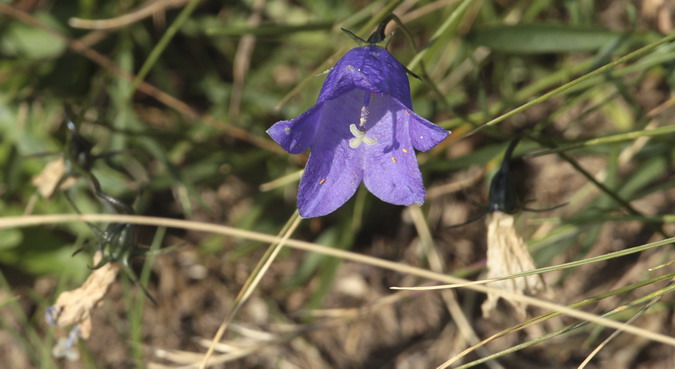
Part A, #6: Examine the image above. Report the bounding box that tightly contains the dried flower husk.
[482,211,545,318]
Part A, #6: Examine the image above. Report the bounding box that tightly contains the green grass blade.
[466,31,675,136]
[531,124,675,157]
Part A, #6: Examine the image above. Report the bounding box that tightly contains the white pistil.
[349,124,377,148]
[349,92,377,149]
[362,135,377,145]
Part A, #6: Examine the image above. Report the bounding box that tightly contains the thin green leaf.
[530,124,675,156]
[469,24,620,53]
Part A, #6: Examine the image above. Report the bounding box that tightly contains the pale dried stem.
[199,211,301,369]
[426,166,484,199]
[401,0,459,25]
[409,206,506,369]
[77,30,111,49]
[229,0,266,122]
[162,290,417,367]
[68,0,191,30]
[577,281,671,369]
[259,169,304,192]
[2,213,675,348]
[646,95,675,118]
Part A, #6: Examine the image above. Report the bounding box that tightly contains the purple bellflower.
[268,45,449,218]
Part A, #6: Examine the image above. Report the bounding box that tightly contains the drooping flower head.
[268,21,450,218]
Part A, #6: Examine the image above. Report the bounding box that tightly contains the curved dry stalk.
[409,206,505,369]
[229,0,266,122]
[399,0,460,26]
[425,166,484,199]
[199,211,301,369]
[153,288,427,368]
[1,213,674,348]
[436,272,675,369]
[69,0,191,29]
[393,236,674,291]
[576,279,673,369]
[259,169,304,192]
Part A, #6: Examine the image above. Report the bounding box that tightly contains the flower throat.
[349,91,377,148]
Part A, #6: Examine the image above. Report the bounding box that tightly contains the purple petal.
[400,101,450,152]
[362,95,425,206]
[267,104,322,154]
[318,46,413,107]
[297,91,364,217]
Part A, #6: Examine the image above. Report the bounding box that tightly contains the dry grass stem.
[426,166,484,199]
[199,211,301,369]
[228,0,266,122]
[258,169,304,192]
[68,0,192,30]
[2,214,675,348]
[408,206,501,367]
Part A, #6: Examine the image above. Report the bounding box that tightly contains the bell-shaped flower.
[268,45,449,218]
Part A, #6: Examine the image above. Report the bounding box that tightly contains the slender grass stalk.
[406,0,474,71]
[0,271,57,368]
[1,214,674,347]
[529,124,675,156]
[524,131,671,238]
[439,272,675,369]
[205,22,334,36]
[129,0,202,97]
[199,211,302,369]
[274,0,404,110]
[576,280,669,369]
[129,227,166,368]
[464,31,675,136]
[393,236,674,290]
[408,206,501,368]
